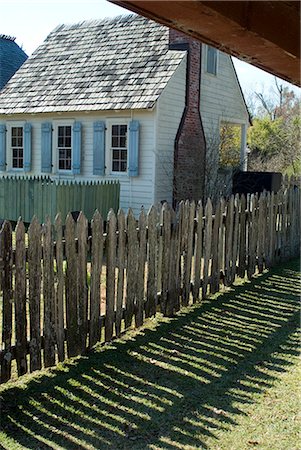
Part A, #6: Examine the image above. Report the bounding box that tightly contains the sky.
[1,0,299,100]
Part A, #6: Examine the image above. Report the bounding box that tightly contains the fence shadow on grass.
[0,259,300,450]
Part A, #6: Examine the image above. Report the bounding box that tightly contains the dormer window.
[206,46,218,75]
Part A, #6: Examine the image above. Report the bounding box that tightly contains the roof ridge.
[51,13,140,33]
[0,34,16,42]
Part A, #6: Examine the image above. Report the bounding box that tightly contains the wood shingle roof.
[0,14,185,114]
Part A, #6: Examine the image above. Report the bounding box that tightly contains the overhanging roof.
[111,1,300,86]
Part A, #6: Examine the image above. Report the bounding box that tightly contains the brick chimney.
[169,29,206,204]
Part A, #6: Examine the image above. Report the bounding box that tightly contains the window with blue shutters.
[55,122,82,174]
[7,123,32,171]
[110,123,128,174]
[206,46,218,75]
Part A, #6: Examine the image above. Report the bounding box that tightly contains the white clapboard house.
[0,14,249,215]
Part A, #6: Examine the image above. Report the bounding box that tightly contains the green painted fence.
[0,176,120,223]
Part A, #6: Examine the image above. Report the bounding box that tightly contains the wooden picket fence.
[0,186,300,383]
[0,176,120,223]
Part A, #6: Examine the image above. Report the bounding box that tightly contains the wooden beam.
[111,0,300,86]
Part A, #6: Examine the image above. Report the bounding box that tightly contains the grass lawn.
[0,258,300,450]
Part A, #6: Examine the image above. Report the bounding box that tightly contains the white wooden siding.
[154,56,186,205]
[0,110,156,216]
[200,46,249,197]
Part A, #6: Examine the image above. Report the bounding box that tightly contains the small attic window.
[206,45,218,75]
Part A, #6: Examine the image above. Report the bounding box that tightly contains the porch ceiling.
[110,1,300,86]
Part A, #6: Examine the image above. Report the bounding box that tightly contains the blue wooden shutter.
[93,121,105,175]
[41,123,52,173]
[0,124,6,171]
[128,120,139,177]
[72,121,82,174]
[207,46,217,75]
[24,123,32,172]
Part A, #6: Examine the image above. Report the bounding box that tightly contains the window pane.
[120,136,126,148]
[12,148,23,168]
[207,46,217,75]
[65,136,71,148]
[120,161,127,172]
[120,125,127,136]
[112,149,119,159]
[121,149,127,160]
[112,161,119,171]
[112,125,119,136]
[112,136,119,147]
[65,126,71,137]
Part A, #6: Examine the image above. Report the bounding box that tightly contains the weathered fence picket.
[193,201,203,302]
[43,217,56,367]
[145,206,157,318]
[28,217,42,372]
[90,210,103,347]
[106,210,116,342]
[125,210,137,329]
[0,185,300,383]
[65,213,79,357]
[115,209,125,337]
[202,199,213,298]
[14,220,27,376]
[54,214,65,362]
[136,210,146,327]
[77,213,88,353]
[1,221,13,383]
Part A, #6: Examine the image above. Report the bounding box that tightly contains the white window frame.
[53,121,74,174]
[6,121,25,172]
[205,45,219,76]
[106,119,129,176]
